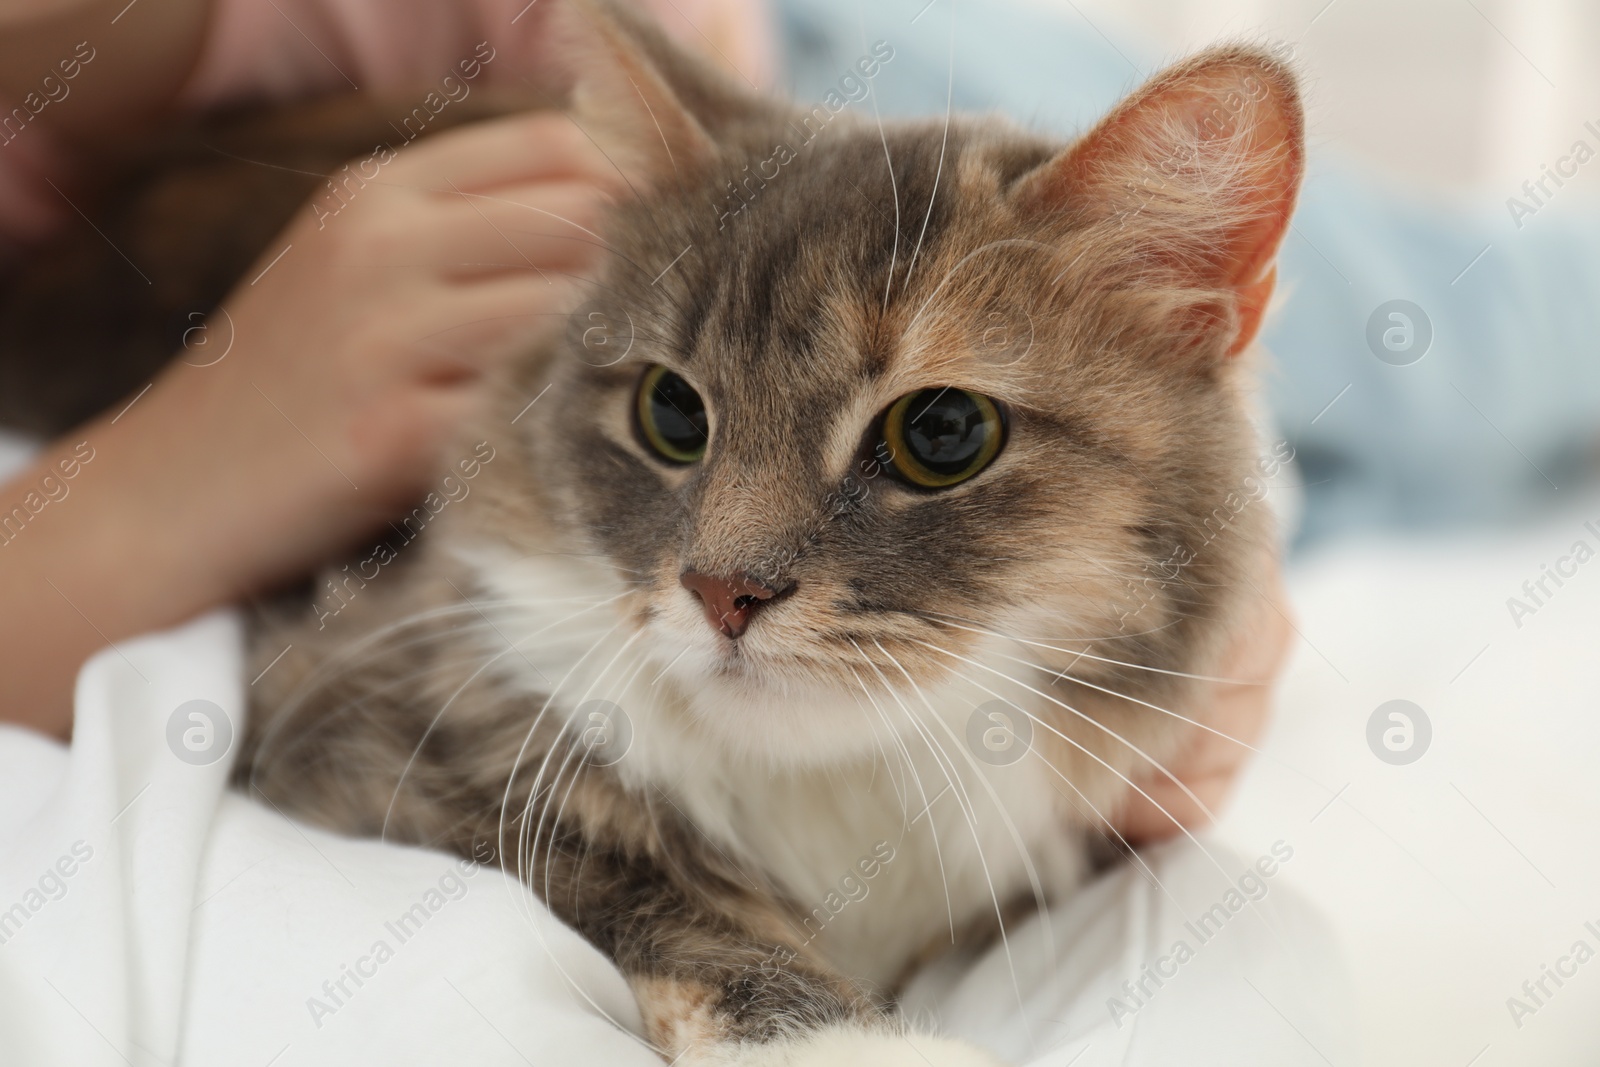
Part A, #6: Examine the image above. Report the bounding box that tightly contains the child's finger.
[420,181,616,278]
[397,274,590,377]
[390,111,626,193]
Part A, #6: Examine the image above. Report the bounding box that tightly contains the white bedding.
[4,452,1599,1067]
[0,607,1353,1066]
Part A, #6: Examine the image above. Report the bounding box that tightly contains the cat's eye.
[635,364,709,464]
[878,388,1006,488]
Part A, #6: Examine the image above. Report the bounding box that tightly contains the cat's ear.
[550,0,718,190]
[1015,46,1303,357]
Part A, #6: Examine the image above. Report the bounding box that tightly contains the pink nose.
[679,571,787,638]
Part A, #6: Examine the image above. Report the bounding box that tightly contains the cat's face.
[494,8,1302,764]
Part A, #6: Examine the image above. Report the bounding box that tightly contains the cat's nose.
[679,571,791,639]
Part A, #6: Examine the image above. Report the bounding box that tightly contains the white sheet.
[33,427,1600,1066]
[0,615,1356,1066]
[1216,499,1600,1066]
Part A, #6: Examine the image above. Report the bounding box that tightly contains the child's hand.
[123,110,622,598]
[1110,561,1294,844]
[0,109,621,736]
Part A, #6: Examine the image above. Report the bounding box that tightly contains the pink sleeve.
[0,122,69,259]
[178,0,774,106]
[0,0,771,255]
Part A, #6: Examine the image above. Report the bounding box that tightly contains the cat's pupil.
[649,373,706,445]
[637,365,709,463]
[878,388,1005,488]
[903,390,990,475]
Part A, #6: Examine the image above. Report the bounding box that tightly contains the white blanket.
[0,618,1355,1066]
[27,427,1600,1067]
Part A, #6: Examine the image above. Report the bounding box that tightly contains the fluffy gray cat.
[3,1,1305,1062]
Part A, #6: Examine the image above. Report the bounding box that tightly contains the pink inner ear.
[1019,49,1304,356]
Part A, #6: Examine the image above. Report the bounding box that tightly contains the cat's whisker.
[854,687,912,814]
[981,645,1268,756]
[448,188,622,251]
[494,616,632,905]
[911,636,1219,829]
[914,640,1287,940]
[249,602,544,777]
[904,238,1059,335]
[556,107,677,248]
[523,627,644,900]
[859,640,1049,1011]
[542,647,653,900]
[847,662,957,941]
[871,639,1048,1019]
[946,676,1229,933]
[875,641,1059,952]
[860,26,901,313]
[385,644,547,844]
[900,6,953,293]
[382,595,632,839]
[531,735,588,898]
[909,606,1184,645]
[862,642,983,857]
[648,645,691,686]
[500,735,672,1063]
[919,613,1269,686]
[934,663,1199,925]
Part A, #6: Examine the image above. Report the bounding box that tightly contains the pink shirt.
[0,0,773,253]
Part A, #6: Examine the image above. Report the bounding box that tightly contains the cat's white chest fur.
[610,671,1085,986]
[466,546,1087,986]
[671,733,1084,986]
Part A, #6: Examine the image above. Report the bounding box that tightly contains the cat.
[2,1,1304,1062]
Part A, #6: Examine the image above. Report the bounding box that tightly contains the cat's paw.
[696,1027,1006,1067]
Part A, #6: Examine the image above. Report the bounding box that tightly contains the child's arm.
[0,0,210,146]
[1110,563,1293,843]
[0,108,623,737]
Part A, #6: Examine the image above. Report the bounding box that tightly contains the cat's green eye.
[636,364,709,464]
[879,388,1005,489]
